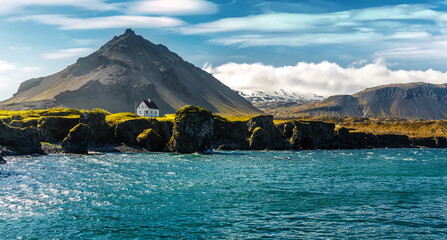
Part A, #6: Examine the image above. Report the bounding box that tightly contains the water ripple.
[0,149,446,239]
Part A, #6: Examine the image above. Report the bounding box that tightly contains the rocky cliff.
[0,106,445,156]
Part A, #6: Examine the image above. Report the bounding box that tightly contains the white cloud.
[41,48,95,60]
[0,0,117,15]
[376,38,447,60]
[127,0,218,16]
[73,39,98,46]
[210,32,384,47]
[10,14,185,30]
[182,5,445,35]
[0,60,41,101]
[180,4,447,54]
[203,60,447,97]
[0,60,17,73]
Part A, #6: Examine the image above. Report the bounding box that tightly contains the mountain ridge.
[1,29,262,116]
[295,82,447,120]
[237,89,323,103]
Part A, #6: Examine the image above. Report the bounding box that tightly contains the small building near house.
[136,99,160,117]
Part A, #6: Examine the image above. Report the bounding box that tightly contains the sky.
[1,0,447,100]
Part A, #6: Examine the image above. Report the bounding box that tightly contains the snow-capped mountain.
[237,89,324,103]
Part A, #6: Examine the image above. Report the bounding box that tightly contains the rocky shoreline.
[1,105,446,156]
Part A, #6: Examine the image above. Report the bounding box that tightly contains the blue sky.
[1,0,447,100]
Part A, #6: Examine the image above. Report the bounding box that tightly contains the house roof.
[141,100,159,110]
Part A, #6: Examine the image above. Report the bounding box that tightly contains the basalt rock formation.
[0,120,42,155]
[137,129,164,152]
[1,105,447,156]
[168,105,214,153]
[61,124,95,154]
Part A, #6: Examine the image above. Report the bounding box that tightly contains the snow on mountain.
[237,89,324,103]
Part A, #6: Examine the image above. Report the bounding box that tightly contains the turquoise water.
[1,149,446,239]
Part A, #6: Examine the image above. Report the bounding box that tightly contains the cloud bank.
[12,15,185,30]
[0,60,40,101]
[127,0,218,16]
[204,60,447,97]
[180,3,447,64]
[0,0,117,14]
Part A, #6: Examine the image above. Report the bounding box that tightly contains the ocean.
[1,149,446,239]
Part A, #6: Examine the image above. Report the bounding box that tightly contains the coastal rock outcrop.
[114,118,171,147]
[136,129,163,151]
[335,127,378,149]
[168,105,214,153]
[61,123,94,154]
[248,127,272,150]
[38,117,80,143]
[377,134,410,148]
[213,117,249,150]
[277,120,336,150]
[411,137,447,148]
[80,111,114,144]
[0,120,42,155]
[246,115,289,150]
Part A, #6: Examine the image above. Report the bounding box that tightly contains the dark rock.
[411,137,447,148]
[277,120,336,150]
[249,127,271,150]
[335,127,378,149]
[115,118,170,146]
[212,116,249,150]
[0,120,42,155]
[9,118,38,128]
[136,129,163,151]
[377,134,411,148]
[157,120,174,150]
[246,115,289,150]
[80,111,114,144]
[38,117,80,143]
[0,151,6,164]
[336,127,379,149]
[168,105,214,153]
[61,124,94,154]
[41,142,64,154]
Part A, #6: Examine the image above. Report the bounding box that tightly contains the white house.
[136,99,160,117]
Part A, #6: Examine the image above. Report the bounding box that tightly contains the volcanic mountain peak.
[1,29,262,116]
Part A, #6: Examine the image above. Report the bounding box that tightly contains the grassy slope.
[276,116,447,138]
[1,108,446,138]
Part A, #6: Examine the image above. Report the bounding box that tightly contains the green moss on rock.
[136,129,163,151]
[61,123,94,154]
[168,105,214,153]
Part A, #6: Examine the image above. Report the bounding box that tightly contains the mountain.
[1,29,262,116]
[236,89,324,118]
[295,82,447,119]
[237,89,323,103]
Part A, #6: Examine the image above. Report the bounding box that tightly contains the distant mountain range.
[0,29,262,116]
[295,82,447,120]
[235,89,323,118]
[237,89,323,103]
